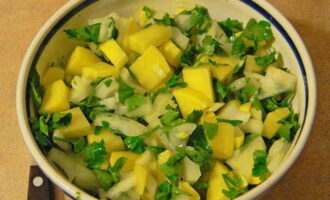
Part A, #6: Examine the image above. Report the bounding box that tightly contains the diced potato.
[158,149,174,165]
[183,66,215,102]
[200,55,240,67]
[130,45,173,91]
[249,176,262,185]
[134,165,148,195]
[87,129,124,153]
[40,80,70,113]
[58,107,91,138]
[99,39,128,68]
[262,107,290,138]
[138,10,148,27]
[209,122,235,160]
[238,102,252,113]
[141,191,154,200]
[159,40,182,68]
[110,151,140,172]
[176,181,200,200]
[244,55,263,73]
[173,88,212,118]
[234,127,245,148]
[200,111,217,124]
[41,67,65,86]
[117,17,140,52]
[207,161,229,200]
[66,46,101,75]
[129,24,172,54]
[211,65,234,84]
[82,62,119,81]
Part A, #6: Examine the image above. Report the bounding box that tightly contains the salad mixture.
[28,5,300,200]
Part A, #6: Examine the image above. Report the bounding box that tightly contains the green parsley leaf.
[160,110,181,126]
[277,112,299,142]
[28,68,43,112]
[104,79,112,87]
[186,110,203,123]
[143,6,155,19]
[237,84,259,104]
[261,96,290,112]
[166,73,187,88]
[155,182,172,200]
[201,35,221,56]
[231,36,255,58]
[243,19,273,42]
[180,45,200,67]
[111,157,127,172]
[92,168,114,190]
[215,79,231,102]
[50,113,72,129]
[124,136,145,154]
[219,18,243,37]
[193,181,209,190]
[117,79,134,104]
[217,119,243,126]
[187,125,211,153]
[183,6,211,34]
[64,23,101,44]
[84,140,108,169]
[126,94,147,112]
[94,126,102,135]
[222,173,247,199]
[53,137,86,153]
[154,13,173,26]
[203,122,218,140]
[255,51,276,68]
[101,121,109,128]
[77,96,104,121]
[252,150,269,180]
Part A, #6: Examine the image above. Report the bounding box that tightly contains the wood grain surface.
[0,0,329,200]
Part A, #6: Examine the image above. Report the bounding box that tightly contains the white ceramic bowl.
[16,0,316,199]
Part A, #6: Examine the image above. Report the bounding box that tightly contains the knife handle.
[28,165,54,200]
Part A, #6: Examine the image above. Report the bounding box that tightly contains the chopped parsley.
[83,140,108,169]
[252,150,269,180]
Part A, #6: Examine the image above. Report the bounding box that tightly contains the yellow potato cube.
[58,107,91,138]
[244,55,263,73]
[234,127,245,149]
[134,165,149,195]
[209,122,235,160]
[200,112,217,124]
[201,55,240,67]
[238,102,252,113]
[87,129,124,153]
[207,161,230,200]
[178,181,200,200]
[158,149,174,165]
[66,46,101,75]
[183,66,215,102]
[40,80,70,113]
[138,10,148,27]
[128,24,172,54]
[211,65,234,83]
[110,151,139,172]
[172,87,212,118]
[249,176,263,185]
[82,62,119,81]
[99,39,128,68]
[159,41,182,68]
[41,67,65,86]
[262,107,290,139]
[117,17,140,52]
[130,45,173,91]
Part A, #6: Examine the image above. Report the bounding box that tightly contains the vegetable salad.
[28,5,300,200]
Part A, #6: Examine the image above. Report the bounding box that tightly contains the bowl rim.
[16,0,317,199]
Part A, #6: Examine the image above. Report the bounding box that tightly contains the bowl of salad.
[17,0,316,199]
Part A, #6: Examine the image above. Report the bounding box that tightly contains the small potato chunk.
[176,181,200,200]
[262,107,290,138]
[99,39,128,68]
[110,151,139,172]
[159,40,182,68]
[87,129,124,153]
[130,45,173,91]
[128,24,172,54]
[207,161,230,200]
[173,87,212,118]
[58,107,91,138]
[82,62,119,81]
[117,17,140,52]
[40,80,70,113]
[41,67,65,86]
[133,165,148,195]
[66,46,101,75]
[209,122,235,160]
[183,65,215,102]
